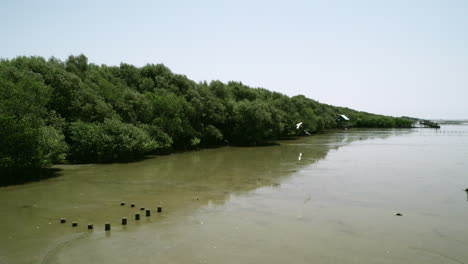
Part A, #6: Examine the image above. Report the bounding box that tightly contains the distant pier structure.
[415,120,441,128]
[336,114,352,129]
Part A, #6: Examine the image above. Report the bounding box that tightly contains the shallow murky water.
[1,126,468,264]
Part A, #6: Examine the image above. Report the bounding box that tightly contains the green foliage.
[140,124,173,152]
[67,119,159,163]
[0,55,414,168]
[0,60,68,167]
[230,100,276,145]
[37,126,69,165]
[139,78,154,92]
[65,54,88,79]
[190,137,201,148]
[201,125,224,146]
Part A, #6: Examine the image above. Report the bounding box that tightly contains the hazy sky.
[2,0,467,119]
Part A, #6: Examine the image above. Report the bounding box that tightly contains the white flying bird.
[296,122,303,129]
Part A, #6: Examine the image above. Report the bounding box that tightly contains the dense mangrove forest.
[0,55,413,168]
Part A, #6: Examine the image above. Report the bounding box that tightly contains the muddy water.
[1,126,467,264]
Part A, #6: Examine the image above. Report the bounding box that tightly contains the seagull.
[296,122,303,129]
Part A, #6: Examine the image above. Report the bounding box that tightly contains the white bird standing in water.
[298,152,302,161]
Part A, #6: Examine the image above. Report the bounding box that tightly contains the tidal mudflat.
[1,126,467,264]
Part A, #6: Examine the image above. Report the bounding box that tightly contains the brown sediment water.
[1,126,468,264]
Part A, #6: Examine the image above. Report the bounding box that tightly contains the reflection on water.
[0,168,62,187]
[3,127,468,264]
[0,129,405,264]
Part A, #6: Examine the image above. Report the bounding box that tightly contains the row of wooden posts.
[59,202,163,231]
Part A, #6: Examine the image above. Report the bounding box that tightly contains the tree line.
[0,55,413,168]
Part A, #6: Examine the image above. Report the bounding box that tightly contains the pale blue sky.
[2,0,467,119]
